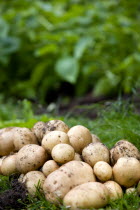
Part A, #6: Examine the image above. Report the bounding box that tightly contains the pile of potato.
[0,120,140,209]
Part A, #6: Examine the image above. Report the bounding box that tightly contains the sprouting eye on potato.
[0,120,140,210]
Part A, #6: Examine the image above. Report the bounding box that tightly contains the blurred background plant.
[0,0,140,103]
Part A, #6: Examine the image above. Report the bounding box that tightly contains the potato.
[43,160,96,203]
[0,127,15,134]
[13,127,38,151]
[45,120,69,134]
[113,157,140,187]
[51,144,75,164]
[93,161,112,182]
[110,140,140,165]
[73,153,82,161]
[63,182,109,209]
[0,156,6,174]
[32,121,47,143]
[82,142,110,167]
[0,128,15,156]
[91,133,101,143]
[126,187,137,195]
[18,173,24,183]
[1,154,17,176]
[16,144,48,174]
[21,171,46,196]
[104,181,123,201]
[42,131,70,154]
[67,125,92,154]
[42,160,59,177]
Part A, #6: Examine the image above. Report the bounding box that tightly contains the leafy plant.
[0,0,140,102]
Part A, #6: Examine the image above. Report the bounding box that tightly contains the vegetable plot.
[0,119,140,209]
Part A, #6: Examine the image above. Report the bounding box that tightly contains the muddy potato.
[51,144,75,164]
[42,131,70,154]
[13,127,38,151]
[42,160,59,177]
[82,142,110,167]
[91,134,101,143]
[16,144,48,174]
[113,157,140,187]
[63,182,109,209]
[0,128,15,156]
[104,181,123,201]
[1,154,17,176]
[93,161,112,182]
[22,171,46,196]
[45,120,69,134]
[43,160,96,203]
[32,121,47,143]
[110,140,140,165]
[67,125,92,154]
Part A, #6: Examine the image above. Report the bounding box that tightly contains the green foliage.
[105,192,140,210]
[0,0,140,101]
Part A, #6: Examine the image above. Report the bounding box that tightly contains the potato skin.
[13,127,38,151]
[82,142,110,167]
[1,154,17,176]
[51,144,75,164]
[22,171,46,196]
[93,161,112,182]
[113,157,140,187]
[16,144,48,174]
[42,131,70,154]
[43,160,96,203]
[67,125,92,154]
[91,134,101,143]
[0,128,15,156]
[32,121,47,143]
[45,120,69,134]
[42,160,59,177]
[126,187,137,195]
[73,153,82,161]
[63,182,109,209]
[110,140,140,165]
[0,156,6,174]
[104,181,123,201]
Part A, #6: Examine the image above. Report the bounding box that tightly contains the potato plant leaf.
[55,56,79,84]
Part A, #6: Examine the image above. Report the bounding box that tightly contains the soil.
[0,174,27,210]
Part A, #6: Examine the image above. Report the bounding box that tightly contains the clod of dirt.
[0,174,27,210]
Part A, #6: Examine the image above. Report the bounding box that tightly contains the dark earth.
[0,174,27,210]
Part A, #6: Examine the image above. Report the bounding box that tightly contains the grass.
[0,98,140,209]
